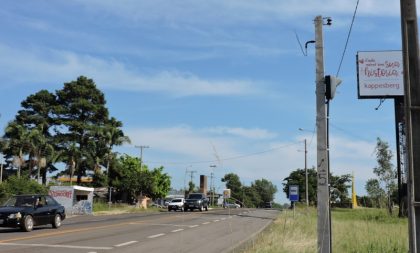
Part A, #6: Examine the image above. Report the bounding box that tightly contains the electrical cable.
[336,0,360,77]
[144,141,302,166]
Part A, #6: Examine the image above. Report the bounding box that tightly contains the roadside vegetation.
[242,206,408,253]
[92,200,164,214]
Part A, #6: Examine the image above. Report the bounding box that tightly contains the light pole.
[210,165,216,206]
[299,128,312,206]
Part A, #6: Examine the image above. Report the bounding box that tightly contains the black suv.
[184,193,209,212]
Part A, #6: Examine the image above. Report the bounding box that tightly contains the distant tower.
[352,172,358,208]
[200,175,208,195]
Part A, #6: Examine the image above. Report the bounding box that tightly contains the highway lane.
[0,208,279,253]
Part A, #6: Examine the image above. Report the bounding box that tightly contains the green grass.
[242,207,408,253]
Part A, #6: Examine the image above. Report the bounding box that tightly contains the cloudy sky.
[0,0,407,203]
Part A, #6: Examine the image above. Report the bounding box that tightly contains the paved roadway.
[0,208,279,253]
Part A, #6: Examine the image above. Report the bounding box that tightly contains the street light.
[210,165,216,206]
[299,128,313,206]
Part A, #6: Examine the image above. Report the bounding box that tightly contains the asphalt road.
[0,208,279,253]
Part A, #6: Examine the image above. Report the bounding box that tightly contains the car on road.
[167,198,184,212]
[264,202,273,208]
[0,194,66,232]
[184,193,209,212]
[224,202,240,208]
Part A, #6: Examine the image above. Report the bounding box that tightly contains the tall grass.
[242,207,408,253]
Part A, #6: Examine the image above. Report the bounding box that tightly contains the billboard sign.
[357,51,404,98]
[289,185,299,202]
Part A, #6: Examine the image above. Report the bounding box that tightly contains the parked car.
[0,194,66,232]
[184,193,209,212]
[167,198,184,212]
[264,202,273,208]
[224,202,240,208]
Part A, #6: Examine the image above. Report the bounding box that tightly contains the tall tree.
[365,178,385,208]
[283,167,317,204]
[55,76,111,184]
[221,173,242,201]
[16,90,58,182]
[372,138,397,214]
[252,178,277,206]
[2,122,31,177]
[330,174,351,204]
[112,155,171,201]
[100,117,131,185]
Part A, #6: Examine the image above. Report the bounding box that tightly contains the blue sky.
[0,0,407,203]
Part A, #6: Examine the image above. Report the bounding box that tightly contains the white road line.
[189,225,199,228]
[114,241,138,247]
[221,218,226,220]
[129,222,188,227]
[148,233,165,239]
[213,220,220,222]
[202,222,210,225]
[0,243,112,250]
[171,229,184,233]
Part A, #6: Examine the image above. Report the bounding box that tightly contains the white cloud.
[204,127,278,139]
[0,44,262,97]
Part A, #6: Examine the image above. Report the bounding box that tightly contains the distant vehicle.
[264,202,273,208]
[167,198,184,212]
[224,202,240,208]
[184,193,209,212]
[0,194,66,232]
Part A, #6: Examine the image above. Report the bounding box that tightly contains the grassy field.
[242,207,408,253]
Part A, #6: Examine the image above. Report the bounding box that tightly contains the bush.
[0,175,48,203]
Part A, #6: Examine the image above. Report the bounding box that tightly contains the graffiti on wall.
[72,200,92,215]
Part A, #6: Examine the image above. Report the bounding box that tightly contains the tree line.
[0,76,170,202]
[282,137,399,214]
[220,173,278,208]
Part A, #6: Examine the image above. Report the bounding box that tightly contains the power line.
[144,141,301,166]
[336,0,360,77]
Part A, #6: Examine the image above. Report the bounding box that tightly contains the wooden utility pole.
[135,145,150,168]
[400,0,420,251]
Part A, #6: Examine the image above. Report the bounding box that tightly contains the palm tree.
[3,122,32,178]
[103,117,130,186]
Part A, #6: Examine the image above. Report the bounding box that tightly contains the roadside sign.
[289,185,299,202]
[356,50,404,98]
[223,189,231,199]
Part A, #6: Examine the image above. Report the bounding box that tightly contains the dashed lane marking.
[171,229,184,233]
[202,222,210,225]
[188,225,199,228]
[0,243,112,250]
[114,241,138,247]
[147,233,165,239]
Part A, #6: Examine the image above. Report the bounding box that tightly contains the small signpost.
[289,185,299,217]
[289,185,299,202]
